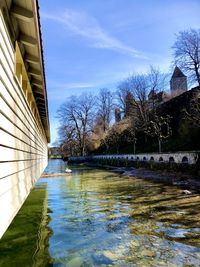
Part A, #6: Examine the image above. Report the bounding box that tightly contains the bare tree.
[97,88,114,132]
[183,98,200,127]
[148,66,168,92]
[147,65,168,111]
[172,29,200,87]
[99,118,137,154]
[128,74,149,127]
[144,115,172,153]
[57,93,96,156]
[58,124,79,156]
[116,79,132,113]
[116,74,150,127]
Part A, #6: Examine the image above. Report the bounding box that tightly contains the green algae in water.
[0,184,53,267]
[1,159,200,267]
[45,162,200,267]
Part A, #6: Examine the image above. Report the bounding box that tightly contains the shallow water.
[1,159,200,266]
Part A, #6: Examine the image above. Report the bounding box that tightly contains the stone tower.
[170,66,187,93]
[115,108,121,123]
[125,92,136,118]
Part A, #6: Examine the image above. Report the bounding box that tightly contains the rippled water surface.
[1,159,200,266]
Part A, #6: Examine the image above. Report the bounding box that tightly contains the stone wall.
[69,152,199,165]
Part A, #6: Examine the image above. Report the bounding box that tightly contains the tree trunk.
[194,63,200,87]
[158,138,161,153]
[82,146,85,156]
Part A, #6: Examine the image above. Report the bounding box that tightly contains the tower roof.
[171,66,186,79]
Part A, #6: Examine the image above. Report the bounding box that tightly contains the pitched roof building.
[170,66,187,93]
[0,0,50,238]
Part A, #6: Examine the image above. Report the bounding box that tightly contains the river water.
[0,159,200,266]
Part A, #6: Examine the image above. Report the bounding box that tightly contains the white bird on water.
[65,168,72,173]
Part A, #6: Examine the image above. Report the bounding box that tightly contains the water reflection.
[43,160,200,266]
[0,184,53,267]
[1,159,200,266]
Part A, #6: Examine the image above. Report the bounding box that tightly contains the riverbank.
[121,167,200,193]
[79,162,200,194]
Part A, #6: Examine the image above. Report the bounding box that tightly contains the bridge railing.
[69,151,199,165]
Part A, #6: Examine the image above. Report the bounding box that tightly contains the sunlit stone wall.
[69,152,199,165]
[0,11,48,238]
[93,152,198,164]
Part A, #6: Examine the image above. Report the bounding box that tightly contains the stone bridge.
[69,151,199,165]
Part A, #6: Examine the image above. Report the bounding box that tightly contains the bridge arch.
[182,156,189,164]
[169,156,175,163]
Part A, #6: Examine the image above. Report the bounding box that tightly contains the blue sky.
[39,0,200,146]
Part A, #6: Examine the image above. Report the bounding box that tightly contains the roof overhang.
[2,0,50,142]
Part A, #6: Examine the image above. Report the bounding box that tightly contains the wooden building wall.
[0,10,48,238]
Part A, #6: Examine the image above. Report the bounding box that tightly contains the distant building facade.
[117,67,190,120]
[170,66,187,93]
[125,92,137,118]
[148,90,168,109]
[148,66,188,109]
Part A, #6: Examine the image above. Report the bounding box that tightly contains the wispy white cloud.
[47,80,96,91]
[47,81,96,101]
[42,9,147,59]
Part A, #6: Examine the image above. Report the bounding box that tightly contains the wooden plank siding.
[0,8,48,238]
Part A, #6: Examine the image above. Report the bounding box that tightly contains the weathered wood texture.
[0,12,48,238]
